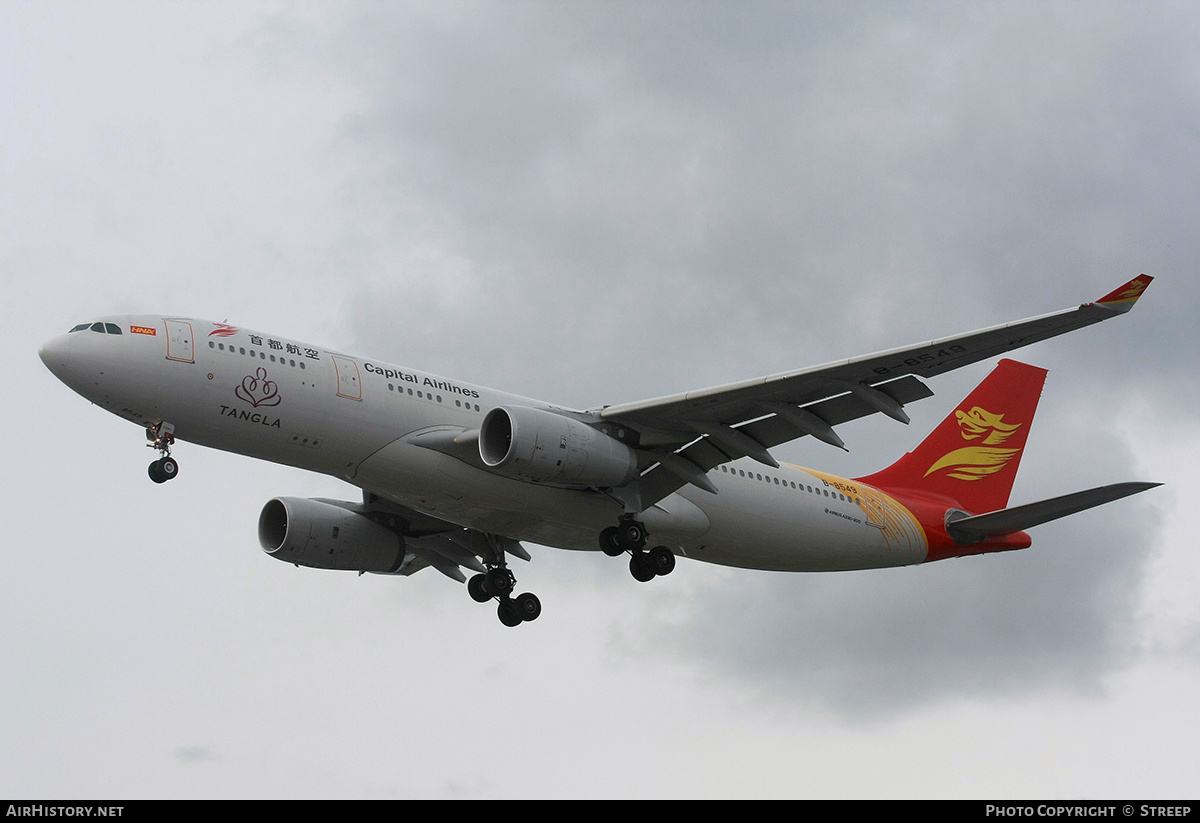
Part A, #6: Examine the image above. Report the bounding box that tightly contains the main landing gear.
[146,422,179,484]
[599,517,677,583]
[467,536,541,627]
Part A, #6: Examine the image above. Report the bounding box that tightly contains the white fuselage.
[39,316,930,573]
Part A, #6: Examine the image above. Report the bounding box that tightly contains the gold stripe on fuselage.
[800,467,928,555]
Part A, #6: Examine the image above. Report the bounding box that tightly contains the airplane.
[38,276,1160,626]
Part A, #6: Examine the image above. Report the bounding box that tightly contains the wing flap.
[356,491,529,580]
[742,374,933,444]
[633,375,935,507]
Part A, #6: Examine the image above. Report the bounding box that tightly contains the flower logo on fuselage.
[236,368,281,407]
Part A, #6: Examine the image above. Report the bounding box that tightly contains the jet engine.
[258,497,407,573]
[479,405,638,488]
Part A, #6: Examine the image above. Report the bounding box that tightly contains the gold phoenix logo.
[925,406,1022,481]
[1115,278,1149,301]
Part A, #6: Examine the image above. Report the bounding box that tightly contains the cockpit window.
[77,321,124,334]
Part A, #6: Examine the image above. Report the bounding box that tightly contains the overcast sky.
[3,1,1198,798]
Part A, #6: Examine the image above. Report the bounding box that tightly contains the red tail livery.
[858,358,1154,562]
[858,359,1046,515]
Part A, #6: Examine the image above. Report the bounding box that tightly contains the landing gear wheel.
[497,599,523,627]
[618,520,648,552]
[629,551,656,583]
[468,573,491,603]
[157,456,178,481]
[514,592,541,622]
[148,461,166,484]
[599,526,624,557]
[648,546,676,576]
[485,567,514,596]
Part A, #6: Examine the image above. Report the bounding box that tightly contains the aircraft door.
[164,320,194,363]
[332,355,362,400]
[859,492,887,530]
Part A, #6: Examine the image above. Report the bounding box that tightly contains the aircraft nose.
[39,333,76,382]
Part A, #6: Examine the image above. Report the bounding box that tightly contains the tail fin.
[856,359,1047,513]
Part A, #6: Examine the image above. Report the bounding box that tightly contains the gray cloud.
[664,488,1158,721]
[637,390,1164,719]
[287,3,1194,718]
[321,3,1198,391]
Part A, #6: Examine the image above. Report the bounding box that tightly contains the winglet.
[1092,274,1153,313]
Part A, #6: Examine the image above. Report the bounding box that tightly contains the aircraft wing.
[355,492,528,581]
[597,276,1152,509]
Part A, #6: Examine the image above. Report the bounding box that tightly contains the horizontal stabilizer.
[946,482,1161,546]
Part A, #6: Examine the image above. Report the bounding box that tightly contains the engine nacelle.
[258,497,406,573]
[479,405,638,488]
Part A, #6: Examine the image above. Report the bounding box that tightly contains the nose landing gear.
[146,422,179,484]
[148,455,179,484]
